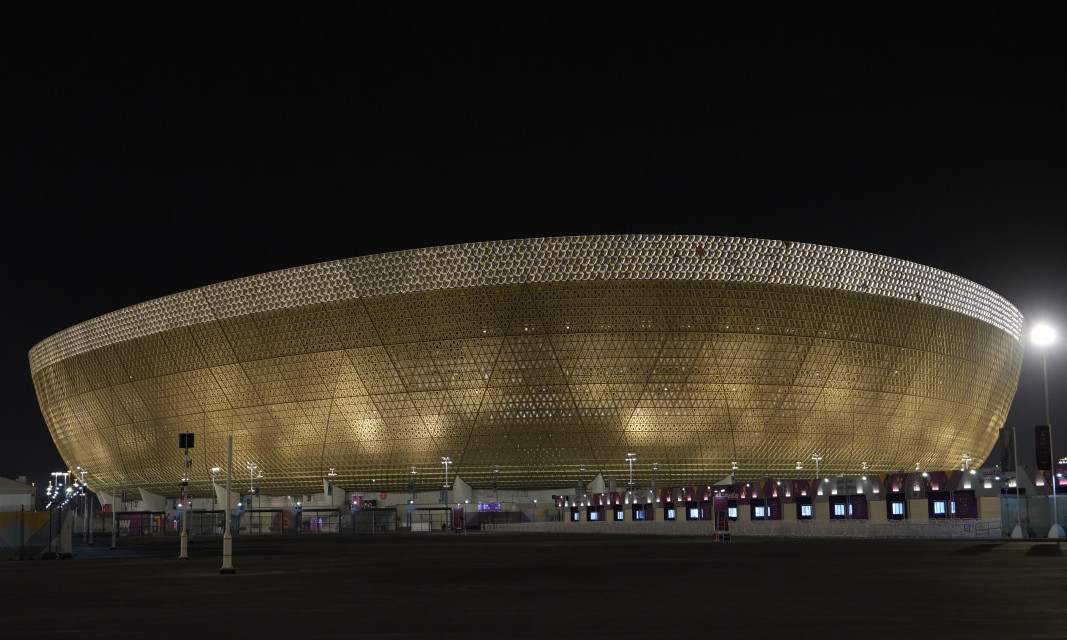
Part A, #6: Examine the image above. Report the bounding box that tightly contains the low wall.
[483,518,1005,539]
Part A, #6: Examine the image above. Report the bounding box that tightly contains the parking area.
[4,532,1064,638]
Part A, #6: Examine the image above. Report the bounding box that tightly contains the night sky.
[4,6,1065,494]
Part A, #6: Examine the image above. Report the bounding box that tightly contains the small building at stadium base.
[76,462,1067,539]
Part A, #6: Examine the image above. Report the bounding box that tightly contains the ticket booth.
[886,492,907,520]
[684,501,703,521]
[631,503,654,521]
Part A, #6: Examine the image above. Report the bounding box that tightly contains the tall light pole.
[650,463,658,500]
[246,462,257,500]
[76,467,88,542]
[246,461,258,534]
[626,453,636,490]
[211,467,221,516]
[178,433,193,560]
[1032,323,1064,539]
[110,486,117,549]
[220,435,235,574]
[811,454,822,498]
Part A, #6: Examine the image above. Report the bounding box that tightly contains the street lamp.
[811,455,822,497]
[110,485,118,550]
[246,462,258,516]
[577,467,585,505]
[75,467,91,544]
[1032,322,1064,539]
[51,471,67,491]
[626,453,637,490]
[441,457,452,488]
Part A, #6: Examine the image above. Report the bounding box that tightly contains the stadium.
[30,234,1024,516]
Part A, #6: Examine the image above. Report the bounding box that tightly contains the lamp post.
[178,433,193,560]
[811,455,822,499]
[45,482,54,558]
[110,486,117,549]
[626,453,636,490]
[1032,323,1064,539]
[76,467,88,543]
[409,467,417,504]
[651,463,658,501]
[246,462,257,507]
[220,435,235,574]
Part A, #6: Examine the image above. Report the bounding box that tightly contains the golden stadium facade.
[30,235,1024,498]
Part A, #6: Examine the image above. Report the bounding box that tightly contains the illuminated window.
[933,501,946,515]
[589,511,599,521]
[688,507,700,519]
[727,507,738,519]
[891,502,904,516]
[834,504,846,517]
[665,507,676,521]
[800,504,812,517]
[754,505,766,519]
[614,509,625,521]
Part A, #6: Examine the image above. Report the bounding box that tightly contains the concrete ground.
[4,532,1063,639]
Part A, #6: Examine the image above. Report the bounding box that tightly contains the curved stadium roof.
[30,235,1024,496]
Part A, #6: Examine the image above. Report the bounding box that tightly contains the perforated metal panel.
[29,235,1024,497]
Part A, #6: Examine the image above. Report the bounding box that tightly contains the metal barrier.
[352,508,398,532]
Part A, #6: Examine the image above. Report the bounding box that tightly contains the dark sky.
[3,6,1065,491]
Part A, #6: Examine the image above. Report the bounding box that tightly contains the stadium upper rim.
[29,234,1024,374]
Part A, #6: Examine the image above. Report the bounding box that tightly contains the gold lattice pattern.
[29,235,1024,496]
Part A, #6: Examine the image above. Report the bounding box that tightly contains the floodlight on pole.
[1031,322,1064,539]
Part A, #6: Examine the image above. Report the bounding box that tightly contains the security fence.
[77,507,400,537]
[1,508,72,559]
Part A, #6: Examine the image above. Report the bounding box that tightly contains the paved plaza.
[3,532,1064,639]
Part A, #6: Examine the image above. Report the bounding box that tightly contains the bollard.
[220,530,235,574]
